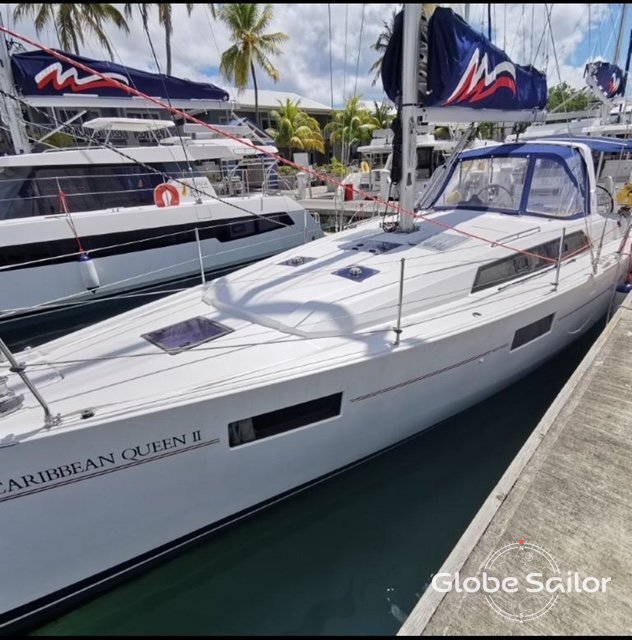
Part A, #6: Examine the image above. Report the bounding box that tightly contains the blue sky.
[1,3,630,107]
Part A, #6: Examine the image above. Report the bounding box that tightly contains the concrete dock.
[398,295,632,635]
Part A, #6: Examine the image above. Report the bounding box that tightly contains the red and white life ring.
[154,183,180,208]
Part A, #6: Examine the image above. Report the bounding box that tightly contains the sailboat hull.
[0,262,617,632]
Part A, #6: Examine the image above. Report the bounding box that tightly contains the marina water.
[3,286,603,636]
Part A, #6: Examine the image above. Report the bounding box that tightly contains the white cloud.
[0,3,625,109]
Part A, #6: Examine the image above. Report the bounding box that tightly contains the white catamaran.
[0,50,323,322]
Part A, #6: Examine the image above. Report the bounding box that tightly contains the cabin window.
[256,213,294,233]
[472,231,589,292]
[0,211,294,269]
[228,392,343,447]
[511,314,554,350]
[526,156,584,217]
[229,220,257,239]
[0,162,196,219]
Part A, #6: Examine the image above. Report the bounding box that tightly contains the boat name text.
[0,430,203,494]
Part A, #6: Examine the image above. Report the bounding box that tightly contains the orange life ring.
[154,183,180,207]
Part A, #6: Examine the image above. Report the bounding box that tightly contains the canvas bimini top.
[521,135,632,154]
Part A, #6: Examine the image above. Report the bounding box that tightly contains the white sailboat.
[1,5,631,632]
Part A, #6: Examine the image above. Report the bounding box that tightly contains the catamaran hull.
[0,204,321,320]
[0,264,618,632]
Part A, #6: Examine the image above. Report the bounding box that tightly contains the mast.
[399,3,421,233]
[0,12,30,154]
[614,3,629,68]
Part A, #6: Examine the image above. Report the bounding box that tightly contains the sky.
[0,3,630,109]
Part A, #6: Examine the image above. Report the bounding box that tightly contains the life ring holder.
[154,183,180,207]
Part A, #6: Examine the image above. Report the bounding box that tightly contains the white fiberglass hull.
[0,262,617,631]
[0,197,321,319]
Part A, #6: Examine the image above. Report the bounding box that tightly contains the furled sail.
[382,7,547,112]
[382,5,547,187]
[11,50,230,101]
[584,61,625,101]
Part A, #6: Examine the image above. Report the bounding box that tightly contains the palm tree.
[124,4,195,76]
[266,99,325,160]
[369,8,398,87]
[13,3,129,59]
[370,101,393,130]
[216,4,288,129]
[324,96,379,166]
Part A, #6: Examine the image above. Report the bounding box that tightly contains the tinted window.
[228,393,342,447]
[472,231,589,292]
[0,162,197,220]
[511,314,554,349]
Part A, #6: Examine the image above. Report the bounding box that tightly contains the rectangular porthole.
[511,314,554,350]
[228,392,342,447]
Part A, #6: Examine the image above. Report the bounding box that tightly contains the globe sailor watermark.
[431,539,612,622]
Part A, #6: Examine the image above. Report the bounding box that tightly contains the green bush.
[322,157,349,177]
[278,164,298,176]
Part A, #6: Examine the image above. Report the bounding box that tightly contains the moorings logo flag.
[431,538,612,623]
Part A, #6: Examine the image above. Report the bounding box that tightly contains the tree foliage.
[324,96,380,165]
[368,8,398,87]
[547,82,591,112]
[124,4,195,76]
[266,98,325,158]
[216,4,288,129]
[13,3,128,58]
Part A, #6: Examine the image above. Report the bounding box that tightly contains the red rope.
[58,189,69,214]
[58,188,85,253]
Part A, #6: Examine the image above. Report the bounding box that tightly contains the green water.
[5,299,604,635]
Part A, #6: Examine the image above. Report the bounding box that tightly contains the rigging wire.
[353,3,366,98]
[530,3,535,64]
[102,18,191,177]
[204,5,223,66]
[55,175,85,254]
[343,4,348,104]
[543,3,598,267]
[140,13,195,178]
[588,3,591,64]
[328,4,334,113]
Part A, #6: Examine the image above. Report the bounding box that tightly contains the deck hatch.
[278,256,316,267]
[339,239,401,254]
[142,316,233,354]
[333,265,379,282]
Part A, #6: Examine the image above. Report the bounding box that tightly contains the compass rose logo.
[483,539,559,623]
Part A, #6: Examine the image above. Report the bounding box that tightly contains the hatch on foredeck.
[142,317,233,354]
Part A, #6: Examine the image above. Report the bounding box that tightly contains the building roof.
[226,88,332,114]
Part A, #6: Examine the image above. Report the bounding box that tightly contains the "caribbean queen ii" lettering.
[0,430,211,498]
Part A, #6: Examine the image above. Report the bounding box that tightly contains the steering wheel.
[595,183,614,216]
[474,183,514,207]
